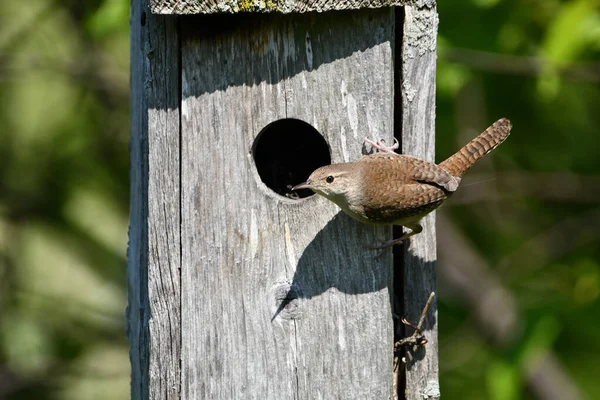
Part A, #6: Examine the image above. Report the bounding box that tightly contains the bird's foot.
[369,225,422,251]
[367,238,403,259]
[364,137,399,154]
[368,237,404,250]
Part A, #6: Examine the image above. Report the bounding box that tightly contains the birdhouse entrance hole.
[252,118,330,200]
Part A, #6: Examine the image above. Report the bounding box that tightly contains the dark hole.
[252,119,331,199]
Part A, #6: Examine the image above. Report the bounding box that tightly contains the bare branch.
[395,292,436,349]
[441,47,600,82]
[450,172,600,205]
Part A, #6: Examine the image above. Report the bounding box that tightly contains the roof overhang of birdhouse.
[150,0,434,15]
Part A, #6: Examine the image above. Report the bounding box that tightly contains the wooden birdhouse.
[128,0,439,398]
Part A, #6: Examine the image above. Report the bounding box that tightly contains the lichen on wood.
[150,0,423,15]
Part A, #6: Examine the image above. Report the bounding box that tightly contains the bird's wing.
[360,153,460,192]
[361,180,448,224]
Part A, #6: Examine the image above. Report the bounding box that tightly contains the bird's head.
[292,163,360,205]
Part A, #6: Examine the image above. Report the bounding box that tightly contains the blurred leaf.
[486,359,519,400]
[518,316,561,369]
[438,38,472,96]
[58,344,129,400]
[1,312,52,375]
[537,0,599,99]
[86,0,129,39]
[472,0,502,9]
[573,258,600,305]
[541,0,599,63]
[536,70,561,101]
[588,13,600,50]
[497,23,525,52]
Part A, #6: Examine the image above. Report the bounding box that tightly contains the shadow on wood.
[272,211,392,321]
[180,9,393,96]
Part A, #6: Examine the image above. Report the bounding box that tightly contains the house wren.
[292,118,512,248]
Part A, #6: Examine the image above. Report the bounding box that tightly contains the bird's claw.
[364,137,399,154]
[368,238,403,250]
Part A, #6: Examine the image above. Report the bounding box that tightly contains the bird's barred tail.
[439,118,512,178]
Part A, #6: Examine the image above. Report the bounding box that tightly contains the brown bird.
[292,118,512,248]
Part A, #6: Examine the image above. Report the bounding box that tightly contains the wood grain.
[399,4,440,400]
[180,9,394,399]
[150,0,411,14]
[128,1,181,399]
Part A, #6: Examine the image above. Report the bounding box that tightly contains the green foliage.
[0,0,130,398]
[86,0,129,39]
[537,0,599,98]
[486,360,519,400]
[438,1,600,398]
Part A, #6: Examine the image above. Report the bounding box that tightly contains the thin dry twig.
[395,292,435,351]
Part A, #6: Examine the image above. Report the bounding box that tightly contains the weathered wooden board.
[399,4,440,400]
[151,0,409,15]
[180,9,395,399]
[128,1,181,399]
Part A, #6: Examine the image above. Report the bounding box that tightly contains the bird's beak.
[292,180,313,191]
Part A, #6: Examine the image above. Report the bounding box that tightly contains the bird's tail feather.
[439,118,512,178]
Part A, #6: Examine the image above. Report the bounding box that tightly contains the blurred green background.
[0,0,598,399]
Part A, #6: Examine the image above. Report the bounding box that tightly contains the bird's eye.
[326,175,334,183]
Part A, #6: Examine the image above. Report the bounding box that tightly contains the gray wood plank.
[180,9,395,399]
[399,4,440,400]
[151,0,410,15]
[128,1,181,399]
